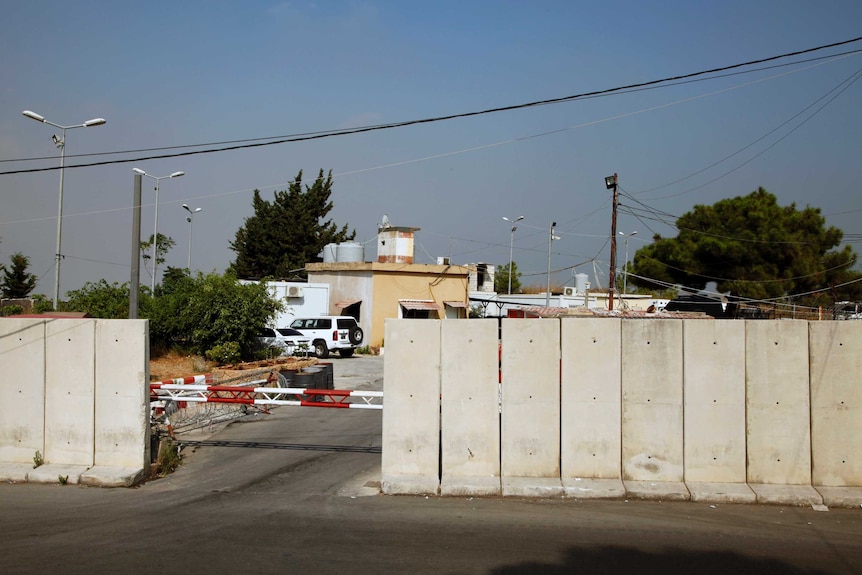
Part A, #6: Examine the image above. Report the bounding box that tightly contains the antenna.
[592,259,603,291]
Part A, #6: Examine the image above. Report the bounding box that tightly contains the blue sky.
[2,1,861,297]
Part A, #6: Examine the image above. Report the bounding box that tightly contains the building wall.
[308,262,469,348]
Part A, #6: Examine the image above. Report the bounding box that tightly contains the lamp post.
[619,230,637,296]
[605,173,619,311]
[132,168,185,292]
[182,204,202,270]
[22,110,106,309]
[546,220,560,307]
[501,215,524,294]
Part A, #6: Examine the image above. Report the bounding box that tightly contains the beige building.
[307,227,469,347]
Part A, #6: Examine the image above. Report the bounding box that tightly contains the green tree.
[494,261,522,294]
[141,233,176,284]
[1,252,38,298]
[172,272,281,358]
[61,271,282,360]
[229,169,355,279]
[629,187,860,303]
[64,280,131,318]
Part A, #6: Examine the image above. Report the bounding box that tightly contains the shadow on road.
[178,439,381,454]
[490,545,835,575]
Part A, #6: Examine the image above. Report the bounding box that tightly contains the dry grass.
[149,350,318,383]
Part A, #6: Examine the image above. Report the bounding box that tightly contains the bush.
[205,341,241,365]
[0,304,24,317]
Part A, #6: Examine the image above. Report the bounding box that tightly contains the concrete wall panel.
[441,319,499,482]
[381,319,441,480]
[683,320,747,482]
[621,320,683,481]
[0,319,46,463]
[94,320,149,468]
[809,321,862,486]
[500,318,560,478]
[44,319,95,466]
[746,320,811,485]
[561,317,621,479]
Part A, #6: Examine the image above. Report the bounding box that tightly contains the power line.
[3,35,861,176]
[7,48,860,167]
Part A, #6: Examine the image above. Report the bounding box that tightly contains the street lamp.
[182,204,202,270]
[546,220,561,307]
[501,215,524,294]
[22,110,106,309]
[619,230,638,295]
[132,168,185,292]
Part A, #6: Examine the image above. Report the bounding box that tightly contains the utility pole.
[129,173,142,319]
[605,173,619,311]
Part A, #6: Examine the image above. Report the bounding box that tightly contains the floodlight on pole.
[501,215,524,295]
[22,110,106,310]
[619,230,637,296]
[132,168,185,292]
[182,203,202,270]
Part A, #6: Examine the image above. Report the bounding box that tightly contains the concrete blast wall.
[0,318,149,486]
[382,318,862,507]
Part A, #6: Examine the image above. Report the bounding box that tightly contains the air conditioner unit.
[563,286,576,297]
[287,285,304,298]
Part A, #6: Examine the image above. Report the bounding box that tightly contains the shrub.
[0,304,24,317]
[205,341,241,365]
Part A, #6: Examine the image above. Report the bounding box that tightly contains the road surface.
[2,355,861,574]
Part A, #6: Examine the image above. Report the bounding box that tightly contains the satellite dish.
[381,214,391,229]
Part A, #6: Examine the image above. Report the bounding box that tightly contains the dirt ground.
[149,351,318,384]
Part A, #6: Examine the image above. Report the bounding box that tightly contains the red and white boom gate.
[149,378,383,410]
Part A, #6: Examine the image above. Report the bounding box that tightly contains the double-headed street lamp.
[182,204,202,270]
[501,215,524,295]
[619,230,638,296]
[132,168,185,292]
[22,110,106,309]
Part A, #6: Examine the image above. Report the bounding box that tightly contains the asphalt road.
[2,354,861,574]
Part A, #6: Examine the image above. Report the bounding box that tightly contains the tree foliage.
[140,233,175,281]
[64,279,132,319]
[629,187,861,303]
[146,271,282,359]
[61,271,281,360]
[494,261,522,294]
[229,169,355,279]
[1,252,38,298]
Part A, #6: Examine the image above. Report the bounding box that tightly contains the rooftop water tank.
[336,241,364,263]
[322,243,338,263]
[575,273,589,295]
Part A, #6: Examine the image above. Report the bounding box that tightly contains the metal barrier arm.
[150,383,382,410]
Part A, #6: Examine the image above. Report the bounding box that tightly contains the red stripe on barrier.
[299,400,351,408]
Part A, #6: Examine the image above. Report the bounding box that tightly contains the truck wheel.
[338,349,355,358]
[349,327,364,345]
[313,340,329,359]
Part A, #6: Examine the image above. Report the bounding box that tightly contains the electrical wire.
[3,36,861,176]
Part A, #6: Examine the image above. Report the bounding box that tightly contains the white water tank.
[575,273,589,294]
[336,241,364,263]
[322,243,338,263]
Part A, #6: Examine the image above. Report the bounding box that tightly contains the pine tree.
[230,169,355,279]
[1,253,38,298]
